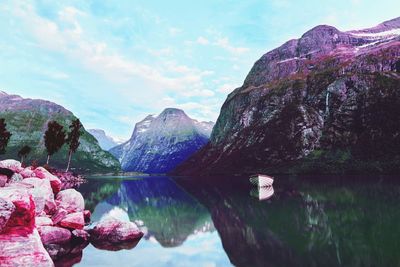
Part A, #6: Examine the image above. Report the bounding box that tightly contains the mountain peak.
[159,108,187,117]
[302,25,340,38]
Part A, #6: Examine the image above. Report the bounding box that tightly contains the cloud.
[168,27,182,36]
[214,37,249,55]
[218,83,237,93]
[196,36,210,45]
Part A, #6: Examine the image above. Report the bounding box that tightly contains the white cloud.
[196,36,210,45]
[215,37,249,55]
[169,27,182,36]
[218,83,237,93]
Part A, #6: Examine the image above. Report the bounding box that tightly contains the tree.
[18,145,31,165]
[65,119,83,172]
[0,118,12,155]
[44,121,66,165]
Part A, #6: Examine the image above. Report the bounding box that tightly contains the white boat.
[249,174,274,187]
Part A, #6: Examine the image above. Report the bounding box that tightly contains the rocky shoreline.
[0,160,143,267]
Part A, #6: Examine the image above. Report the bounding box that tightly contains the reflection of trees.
[177,177,400,267]
[77,179,121,211]
[83,178,212,248]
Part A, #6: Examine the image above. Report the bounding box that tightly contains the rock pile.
[0,159,144,266]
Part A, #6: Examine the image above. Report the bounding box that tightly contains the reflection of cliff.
[177,177,400,267]
[85,178,211,247]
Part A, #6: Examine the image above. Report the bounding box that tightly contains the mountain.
[110,108,214,173]
[87,129,122,150]
[175,17,400,175]
[0,91,120,173]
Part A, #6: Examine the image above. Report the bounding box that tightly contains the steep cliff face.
[175,17,400,175]
[110,108,213,173]
[0,91,120,173]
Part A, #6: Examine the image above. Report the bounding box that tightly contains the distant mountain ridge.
[175,17,400,175]
[110,108,214,173]
[88,129,122,150]
[0,91,120,173]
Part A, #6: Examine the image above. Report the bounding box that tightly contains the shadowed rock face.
[175,17,400,175]
[110,108,214,173]
[0,92,120,173]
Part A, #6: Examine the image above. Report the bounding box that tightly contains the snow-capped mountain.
[88,129,123,150]
[110,108,214,173]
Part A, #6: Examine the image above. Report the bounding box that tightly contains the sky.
[0,0,399,141]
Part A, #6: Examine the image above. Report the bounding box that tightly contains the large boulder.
[0,187,35,229]
[19,167,36,178]
[0,160,23,173]
[0,198,15,233]
[33,167,61,194]
[59,212,84,230]
[19,178,56,215]
[89,219,143,245]
[0,228,53,267]
[38,226,72,245]
[55,189,84,214]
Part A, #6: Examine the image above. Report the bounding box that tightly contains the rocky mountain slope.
[110,108,213,173]
[87,129,122,150]
[175,17,400,175]
[0,91,120,173]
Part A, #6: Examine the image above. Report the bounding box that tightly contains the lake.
[70,175,400,267]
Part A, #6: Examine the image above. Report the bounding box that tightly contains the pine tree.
[0,118,12,155]
[65,119,83,172]
[18,145,31,165]
[44,121,66,165]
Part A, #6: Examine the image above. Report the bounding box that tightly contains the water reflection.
[74,175,400,267]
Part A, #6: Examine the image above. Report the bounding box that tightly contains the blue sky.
[0,0,399,140]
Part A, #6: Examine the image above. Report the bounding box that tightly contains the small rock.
[89,218,143,244]
[0,175,7,187]
[59,212,84,230]
[0,187,35,229]
[72,229,90,241]
[52,208,68,224]
[9,173,23,183]
[34,167,62,194]
[83,210,91,223]
[38,225,72,245]
[0,198,15,232]
[19,167,36,178]
[36,216,53,227]
[56,189,84,214]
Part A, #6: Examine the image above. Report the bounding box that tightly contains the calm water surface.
[71,175,400,267]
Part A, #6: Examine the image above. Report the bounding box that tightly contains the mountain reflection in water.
[75,175,400,267]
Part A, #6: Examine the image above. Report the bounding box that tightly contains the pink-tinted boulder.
[56,189,84,214]
[0,198,15,233]
[20,178,56,215]
[36,216,53,227]
[33,167,61,194]
[59,212,84,230]
[0,228,53,267]
[72,229,90,242]
[0,160,23,173]
[0,187,35,229]
[89,219,143,244]
[9,173,23,183]
[38,225,72,245]
[19,167,36,178]
[52,208,68,225]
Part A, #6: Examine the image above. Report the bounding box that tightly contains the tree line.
[0,118,82,172]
